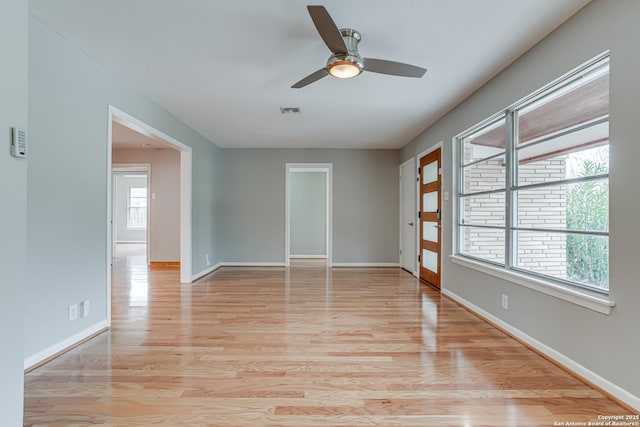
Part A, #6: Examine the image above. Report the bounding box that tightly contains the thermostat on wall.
[11,127,27,158]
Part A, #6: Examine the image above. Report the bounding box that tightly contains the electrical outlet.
[206,254,211,266]
[81,300,90,318]
[501,294,508,310]
[69,304,79,321]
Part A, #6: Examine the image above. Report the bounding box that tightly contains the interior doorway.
[107,106,193,325]
[285,163,333,267]
[112,166,150,263]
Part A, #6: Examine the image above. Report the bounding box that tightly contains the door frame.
[417,142,443,283]
[107,105,193,326]
[285,163,333,267]
[399,157,416,275]
[112,165,151,262]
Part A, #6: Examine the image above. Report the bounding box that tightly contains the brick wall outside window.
[463,152,567,276]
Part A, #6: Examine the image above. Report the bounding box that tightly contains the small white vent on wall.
[280,107,301,115]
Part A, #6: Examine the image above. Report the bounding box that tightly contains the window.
[455,54,609,293]
[127,187,147,229]
[459,115,508,265]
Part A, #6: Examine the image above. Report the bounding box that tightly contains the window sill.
[449,255,615,315]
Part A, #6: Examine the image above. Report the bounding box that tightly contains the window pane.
[565,145,609,179]
[515,230,566,278]
[422,191,438,212]
[422,160,438,185]
[130,198,147,208]
[515,230,608,291]
[462,116,506,166]
[128,207,147,229]
[128,186,148,230]
[461,192,505,226]
[422,249,438,273]
[460,226,505,265]
[566,233,609,291]
[516,178,608,231]
[422,221,438,243]
[517,138,609,186]
[130,187,146,198]
[463,154,506,193]
[517,61,609,148]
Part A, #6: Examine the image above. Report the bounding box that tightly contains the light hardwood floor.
[24,244,631,426]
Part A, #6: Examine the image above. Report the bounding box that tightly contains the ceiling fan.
[291,5,427,89]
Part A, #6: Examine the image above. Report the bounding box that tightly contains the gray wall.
[114,174,147,243]
[219,149,399,264]
[113,148,181,261]
[401,0,640,399]
[0,0,27,424]
[290,171,326,256]
[25,16,221,360]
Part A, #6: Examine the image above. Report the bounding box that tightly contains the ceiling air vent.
[280,107,301,115]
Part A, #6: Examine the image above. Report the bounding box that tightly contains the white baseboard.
[332,262,400,267]
[191,263,222,281]
[191,262,400,282]
[442,289,640,411]
[290,255,327,259]
[220,262,286,267]
[24,320,109,371]
[191,262,288,281]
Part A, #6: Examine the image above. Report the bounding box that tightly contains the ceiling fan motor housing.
[339,28,361,49]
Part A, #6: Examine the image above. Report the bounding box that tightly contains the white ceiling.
[111,120,175,150]
[30,0,591,149]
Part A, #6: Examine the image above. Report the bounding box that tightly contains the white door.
[400,159,416,273]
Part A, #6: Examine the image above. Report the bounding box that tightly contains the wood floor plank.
[23,245,634,426]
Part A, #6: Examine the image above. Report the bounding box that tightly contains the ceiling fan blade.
[291,68,329,88]
[307,5,347,54]
[363,58,427,78]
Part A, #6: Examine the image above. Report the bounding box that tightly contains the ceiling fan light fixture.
[328,60,362,79]
[327,51,363,79]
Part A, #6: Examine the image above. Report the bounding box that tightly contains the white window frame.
[451,52,614,315]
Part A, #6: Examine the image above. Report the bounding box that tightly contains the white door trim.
[399,157,416,274]
[285,163,333,267]
[107,106,193,326]
[416,142,443,278]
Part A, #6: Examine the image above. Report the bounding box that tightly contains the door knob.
[408,222,414,226]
